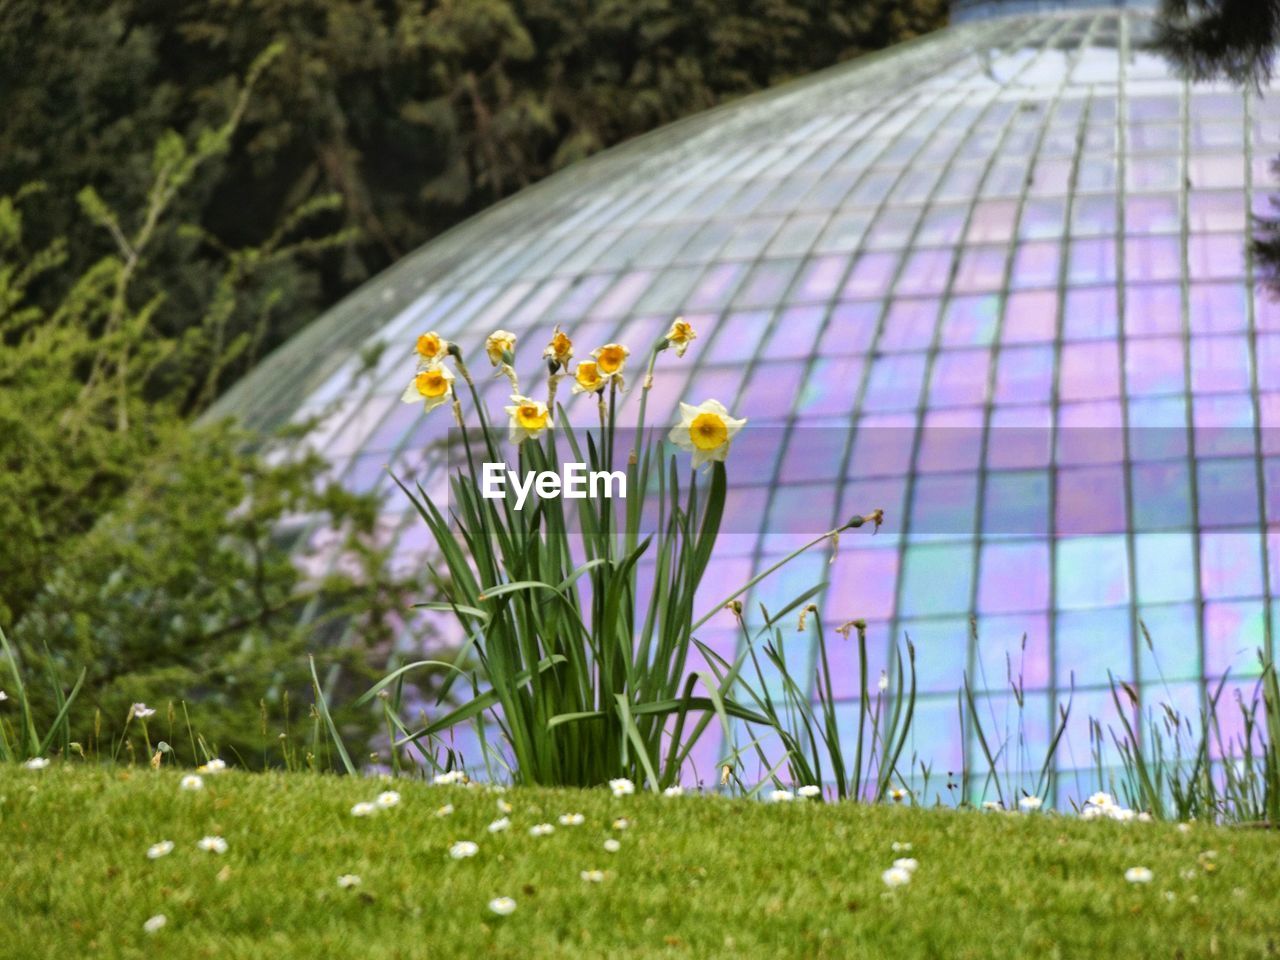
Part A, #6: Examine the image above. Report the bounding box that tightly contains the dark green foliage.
[0,0,945,389]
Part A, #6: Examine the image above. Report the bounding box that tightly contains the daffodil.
[488,896,517,916]
[146,841,174,860]
[486,330,517,366]
[449,841,479,860]
[591,343,629,379]
[504,395,551,445]
[1125,866,1153,884]
[416,331,448,365]
[572,360,608,395]
[543,327,573,369]
[401,363,455,414]
[664,317,697,357]
[668,399,746,469]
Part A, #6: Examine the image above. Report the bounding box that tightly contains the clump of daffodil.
[505,395,551,445]
[416,331,449,367]
[591,343,629,381]
[572,360,608,396]
[487,329,519,389]
[663,317,697,358]
[401,363,455,414]
[668,399,746,469]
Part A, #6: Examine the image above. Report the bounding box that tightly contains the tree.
[1155,0,1280,286]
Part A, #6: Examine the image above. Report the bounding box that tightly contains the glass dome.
[212,3,1280,795]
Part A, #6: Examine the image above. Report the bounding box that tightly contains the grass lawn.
[3,766,1278,958]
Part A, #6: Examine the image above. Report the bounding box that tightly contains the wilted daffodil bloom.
[416,331,449,366]
[401,363,455,413]
[669,399,746,468]
[505,394,551,444]
[486,330,517,366]
[591,343,629,379]
[572,360,607,395]
[543,327,573,369]
[664,317,696,357]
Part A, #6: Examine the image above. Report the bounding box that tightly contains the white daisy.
[1177,822,1193,833]
[609,778,635,797]
[197,836,228,855]
[982,800,1002,811]
[882,866,912,888]
[488,896,517,916]
[488,818,510,833]
[376,790,401,809]
[768,789,794,803]
[198,758,228,774]
[436,804,454,818]
[143,914,167,934]
[893,858,919,873]
[662,786,684,798]
[350,801,377,818]
[891,842,912,853]
[179,774,203,791]
[889,788,908,803]
[0,690,8,701]
[1087,791,1114,809]
[131,703,156,719]
[798,785,822,799]
[612,818,630,830]
[23,757,49,770]
[433,770,467,786]
[496,798,513,814]
[603,839,621,853]
[449,841,479,860]
[337,874,361,889]
[146,841,174,860]
[1018,795,1043,811]
[558,813,585,826]
[529,823,555,837]
[1125,866,1153,884]
[580,870,605,883]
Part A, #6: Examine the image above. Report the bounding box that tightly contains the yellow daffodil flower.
[415,331,448,366]
[664,317,697,357]
[591,343,629,379]
[668,399,746,468]
[400,363,455,413]
[504,394,551,444]
[572,360,608,395]
[543,327,573,368]
[486,330,517,366]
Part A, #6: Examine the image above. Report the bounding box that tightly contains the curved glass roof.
[213,6,1280,798]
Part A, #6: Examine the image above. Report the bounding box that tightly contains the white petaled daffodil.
[416,331,449,367]
[590,343,629,381]
[668,400,746,469]
[486,330,517,366]
[572,360,608,395]
[504,395,551,445]
[488,896,517,916]
[543,327,574,368]
[664,317,697,357]
[401,363,455,414]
